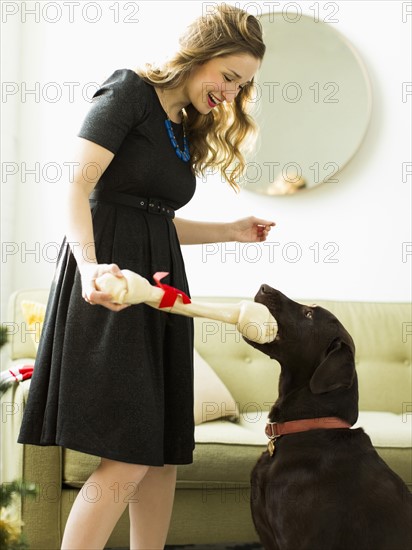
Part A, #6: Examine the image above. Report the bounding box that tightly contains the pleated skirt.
[17,199,195,466]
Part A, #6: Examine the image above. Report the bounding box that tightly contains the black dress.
[17,68,197,466]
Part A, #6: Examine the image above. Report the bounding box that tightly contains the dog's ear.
[309,338,355,394]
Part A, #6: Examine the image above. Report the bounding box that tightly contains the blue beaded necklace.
[161,89,190,163]
[164,119,190,162]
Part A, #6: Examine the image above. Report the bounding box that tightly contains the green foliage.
[1,325,12,395]
[0,325,8,349]
[0,481,38,549]
[0,379,13,396]
[1,319,37,549]
[1,482,38,509]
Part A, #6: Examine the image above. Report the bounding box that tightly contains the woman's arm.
[173,216,276,245]
[64,137,129,311]
[65,138,108,269]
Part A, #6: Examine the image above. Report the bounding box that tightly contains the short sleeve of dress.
[77,69,145,154]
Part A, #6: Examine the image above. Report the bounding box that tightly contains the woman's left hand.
[230,216,276,243]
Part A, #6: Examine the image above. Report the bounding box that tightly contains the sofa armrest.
[1,375,63,549]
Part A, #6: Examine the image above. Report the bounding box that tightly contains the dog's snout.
[256,284,277,301]
[260,284,271,294]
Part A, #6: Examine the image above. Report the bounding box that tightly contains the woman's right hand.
[80,263,131,311]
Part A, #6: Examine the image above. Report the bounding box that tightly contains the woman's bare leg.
[61,457,149,550]
[129,464,177,549]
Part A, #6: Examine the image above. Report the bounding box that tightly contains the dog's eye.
[305,310,313,319]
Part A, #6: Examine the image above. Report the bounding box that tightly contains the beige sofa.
[2,288,411,549]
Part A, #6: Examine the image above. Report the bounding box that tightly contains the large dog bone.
[95,270,278,344]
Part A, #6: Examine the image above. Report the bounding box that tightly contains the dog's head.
[245,285,358,422]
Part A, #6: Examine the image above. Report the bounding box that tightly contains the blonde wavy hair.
[135,4,266,192]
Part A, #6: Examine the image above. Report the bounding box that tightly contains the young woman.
[18,5,275,548]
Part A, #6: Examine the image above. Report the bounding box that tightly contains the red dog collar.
[265,417,351,439]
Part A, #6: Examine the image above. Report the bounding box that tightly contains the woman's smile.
[206,91,223,107]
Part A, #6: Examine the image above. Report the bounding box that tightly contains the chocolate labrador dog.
[246,285,412,550]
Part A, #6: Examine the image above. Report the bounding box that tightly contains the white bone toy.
[95,270,278,344]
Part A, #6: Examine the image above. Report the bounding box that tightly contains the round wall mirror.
[243,12,372,195]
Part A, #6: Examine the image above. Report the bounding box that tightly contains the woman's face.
[187,53,261,114]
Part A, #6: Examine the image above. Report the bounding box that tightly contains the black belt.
[89,189,175,219]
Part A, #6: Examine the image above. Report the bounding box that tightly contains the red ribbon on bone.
[153,272,191,309]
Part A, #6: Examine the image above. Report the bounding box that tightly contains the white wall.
[1,0,411,324]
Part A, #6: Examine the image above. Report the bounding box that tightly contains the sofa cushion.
[63,448,101,487]
[194,349,239,425]
[193,298,412,414]
[352,411,412,486]
[62,411,412,490]
[352,411,412,447]
[194,313,279,415]
[177,411,412,488]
